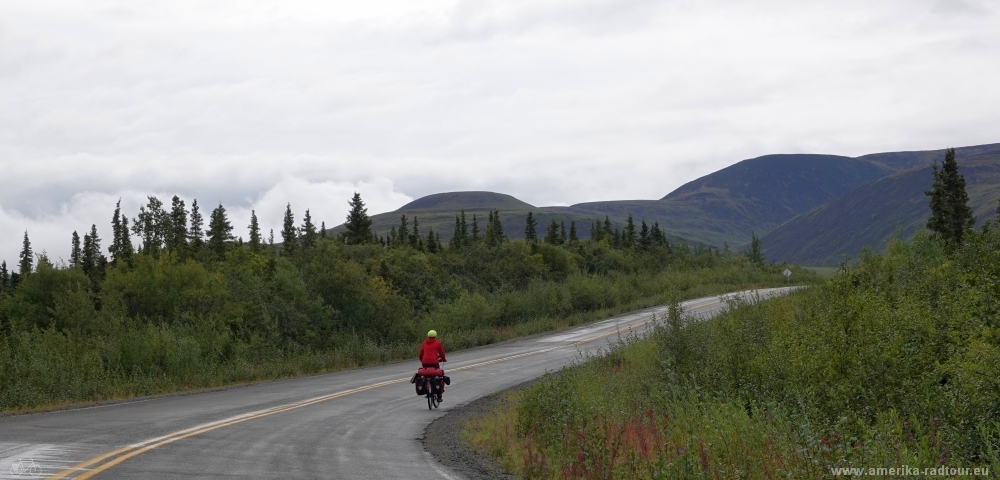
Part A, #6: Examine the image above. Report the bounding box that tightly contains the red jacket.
[419,338,447,365]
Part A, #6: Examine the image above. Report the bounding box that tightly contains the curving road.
[0,287,797,480]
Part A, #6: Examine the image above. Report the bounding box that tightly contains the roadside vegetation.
[0,194,807,412]
[462,151,1000,478]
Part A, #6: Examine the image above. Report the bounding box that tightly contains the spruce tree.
[569,221,578,243]
[207,203,234,258]
[82,224,106,282]
[397,215,409,248]
[320,222,327,240]
[82,230,95,274]
[410,217,421,249]
[926,148,975,248]
[639,220,650,249]
[0,261,8,292]
[344,192,374,245]
[168,195,188,252]
[746,231,765,266]
[268,229,275,251]
[248,210,262,252]
[426,227,438,253]
[471,214,480,242]
[544,219,560,245]
[120,217,134,261]
[451,215,463,249]
[624,214,636,248]
[110,200,124,263]
[281,203,297,256]
[18,231,33,275]
[301,209,318,249]
[559,221,566,245]
[71,231,82,267]
[524,212,538,242]
[188,199,205,253]
[485,210,506,246]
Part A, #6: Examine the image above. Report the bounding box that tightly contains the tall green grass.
[464,231,1000,478]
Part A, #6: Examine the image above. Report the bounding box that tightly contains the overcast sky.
[2,0,998,266]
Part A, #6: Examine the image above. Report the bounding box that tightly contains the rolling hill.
[331,143,1000,265]
[762,151,1000,265]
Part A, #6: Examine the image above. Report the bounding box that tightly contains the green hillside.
[763,152,1000,265]
[568,154,891,247]
[331,143,1000,260]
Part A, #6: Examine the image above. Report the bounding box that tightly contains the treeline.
[0,192,797,411]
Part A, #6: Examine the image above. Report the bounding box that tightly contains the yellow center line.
[49,296,725,479]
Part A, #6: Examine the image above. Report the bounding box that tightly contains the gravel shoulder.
[422,381,542,480]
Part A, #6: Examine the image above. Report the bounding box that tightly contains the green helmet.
[427,330,437,338]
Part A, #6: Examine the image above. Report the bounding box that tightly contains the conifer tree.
[82,230,95,273]
[109,200,125,264]
[426,227,438,253]
[397,215,410,249]
[248,210,262,252]
[268,229,275,251]
[320,222,327,240]
[471,214,480,242]
[485,210,505,246]
[624,214,637,248]
[0,261,8,292]
[410,216,421,249]
[188,199,205,253]
[120,217,134,260]
[81,224,106,282]
[281,203,297,256]
[559,221,566,245]
[650,222,665,246]
[639,220,650,249]
[207,203,234,258]
[168,195,188,252]
[612,228,621,249]
[133,196,169,256]
[746,231,765,266]
[926,148,975,248]
[344,192,374,245]
[19,231,33,275]
[524,212,538,242]
[544,219,560,245]
[71,231,82,267]
[301,209,318,249]
[569,221,578,243]
[451,215,462,249]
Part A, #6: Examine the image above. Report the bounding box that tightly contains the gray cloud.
[1,0,998,262]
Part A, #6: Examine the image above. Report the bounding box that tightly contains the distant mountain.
[332,143,1000,265]
[398,192,534,211]
[763,151,1000,265]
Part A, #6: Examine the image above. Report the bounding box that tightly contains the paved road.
[0,287,797,480]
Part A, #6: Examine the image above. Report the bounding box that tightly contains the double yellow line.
[48,296,724,479]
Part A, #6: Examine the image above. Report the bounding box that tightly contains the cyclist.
[418,330,447,401]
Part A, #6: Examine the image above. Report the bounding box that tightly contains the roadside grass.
[462,233,1000,478]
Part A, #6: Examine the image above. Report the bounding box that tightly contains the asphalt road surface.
[0,287,798,480]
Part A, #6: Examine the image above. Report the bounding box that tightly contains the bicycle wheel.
[427,394,433,410]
